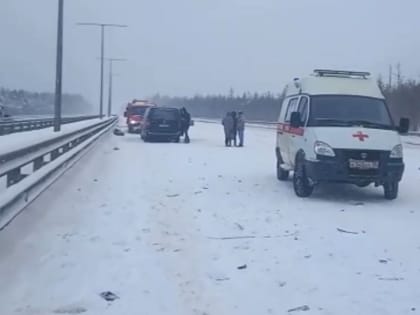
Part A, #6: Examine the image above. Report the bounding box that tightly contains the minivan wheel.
[277,160,289,181]
[143,134,150,142]
[383,181,398,200]
[356,181,371,188]
[293,159,314,197]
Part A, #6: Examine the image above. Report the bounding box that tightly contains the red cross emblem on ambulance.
[352,131,369,142]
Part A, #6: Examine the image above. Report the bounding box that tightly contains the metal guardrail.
[0,115,101,136]
[0,117,117,228]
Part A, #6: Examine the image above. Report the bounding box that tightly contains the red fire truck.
[124,99,156,133]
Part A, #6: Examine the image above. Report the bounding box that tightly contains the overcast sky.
[1,0,420,107]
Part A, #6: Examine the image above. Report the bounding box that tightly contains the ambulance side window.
[298,96,309,125]
[285,98,299,122]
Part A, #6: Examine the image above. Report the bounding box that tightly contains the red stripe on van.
[277,123,304,136]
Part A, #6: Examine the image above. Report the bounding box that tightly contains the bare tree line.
[378,76,420,130]
[0,87,93,116]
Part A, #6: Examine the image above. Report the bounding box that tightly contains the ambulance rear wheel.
[277,161,289,181]
[383,181,398,200]
[293,159,313,198]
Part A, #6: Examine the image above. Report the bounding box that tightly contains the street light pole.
[107,59,113,117]
[105,58,126,117]
[54,0,64,132]
[100,25,105,118]
[77,22,127,119]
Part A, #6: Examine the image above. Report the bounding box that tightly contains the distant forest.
[0,87,93,116]
[153,79,420,130]
[152,90,283,122]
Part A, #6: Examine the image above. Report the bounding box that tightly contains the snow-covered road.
[0,123,420,315]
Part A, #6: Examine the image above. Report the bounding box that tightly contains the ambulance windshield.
[308,95,394,129]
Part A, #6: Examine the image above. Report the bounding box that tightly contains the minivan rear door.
[149,109,180,133]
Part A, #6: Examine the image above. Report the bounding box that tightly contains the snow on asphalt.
[0,123,419,315]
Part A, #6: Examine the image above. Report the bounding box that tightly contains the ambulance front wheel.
[383,181,399,200]
[293,158,314,198]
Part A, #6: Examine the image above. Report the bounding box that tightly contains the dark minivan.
[141,107,182,142]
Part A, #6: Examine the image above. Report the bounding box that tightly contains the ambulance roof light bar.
[313,69,371,79]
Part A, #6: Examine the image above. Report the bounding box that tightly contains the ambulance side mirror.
[290,112,302,128]
[398,118,410,134]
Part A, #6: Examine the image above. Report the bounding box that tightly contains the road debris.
[100,291,119,302]
[208,236,256,240]
[337,228,359,235]
[237,264,247,270]
[288,305,310,312]
[54,306,87,314]
[378,277,404,281]
[235,223,244,230]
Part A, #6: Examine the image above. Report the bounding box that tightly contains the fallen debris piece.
[167,194,180,198]
[113,147,120,151]
[237,264,247,270]
[278,281,287,287]
[352,201,365,206]
[288,305,310,312]
[113,128,125,136]
[337,228,359,235]
[378,277,404,281]
[54,306,87,314]
[235,223,244,231]
[99,291,119,302]
[379,259,388,264]
[208,236,256,240]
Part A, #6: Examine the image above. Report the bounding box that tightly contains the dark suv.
[141,107,182,142]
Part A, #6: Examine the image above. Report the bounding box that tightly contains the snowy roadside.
[0,123,418,315]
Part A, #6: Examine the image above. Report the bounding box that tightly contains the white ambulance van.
[275,69,410,200]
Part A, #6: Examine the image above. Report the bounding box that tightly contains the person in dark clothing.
[231,111,238,146]
[237,112,245,147]
[222,112,234,146]
[180,107,191,143]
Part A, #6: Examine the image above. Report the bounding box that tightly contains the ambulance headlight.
[314,141,335,157]
[390,144,403,159]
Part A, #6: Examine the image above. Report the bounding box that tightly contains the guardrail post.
[51,149,60,161]
[62,143,71,153]
[33,157,46,171]
[7,169,24,187]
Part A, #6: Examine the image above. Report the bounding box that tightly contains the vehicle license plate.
[349,159,379,170]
